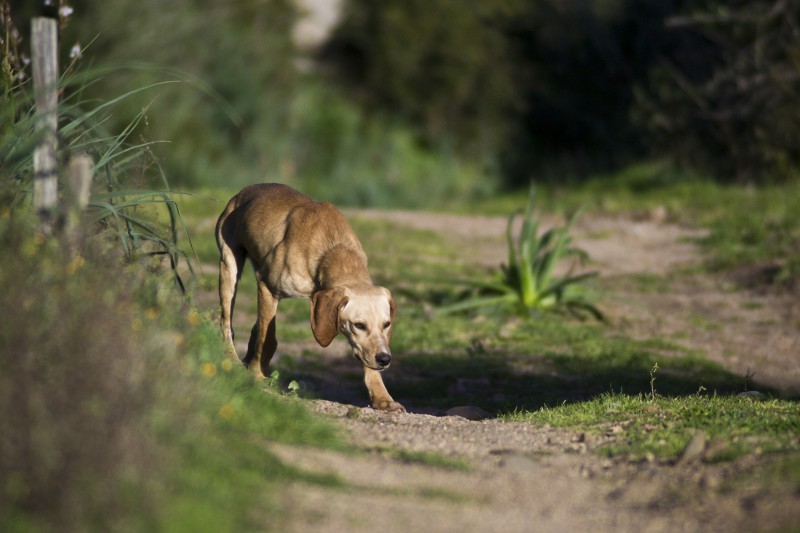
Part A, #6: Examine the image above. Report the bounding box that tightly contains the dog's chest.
[273,270,314,298]
[263,255,315,298]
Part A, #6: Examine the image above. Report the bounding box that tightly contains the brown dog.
[215,183,404,412]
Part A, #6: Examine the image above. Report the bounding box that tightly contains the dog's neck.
[316,244,372,290]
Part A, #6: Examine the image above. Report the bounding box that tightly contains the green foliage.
[328,0,800,184]
[508,393,800,462]
[325,0,519,151]
[0,12,192,275]
[0,6,343,528]
[275,83,495,207]
[440,186,601,318]
[51,0,494,206]
[325,0,722,184]
[634,0,800,182]
[0,213,341,532]
[0,217,158,531]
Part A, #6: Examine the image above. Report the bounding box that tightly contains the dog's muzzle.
[375,352,392,369]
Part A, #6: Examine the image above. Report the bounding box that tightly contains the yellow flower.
[201,362,217,377]
[65,256,85,276]
[144,307,159,320]
[221,359,233,372]
[186,309,201,326]
[219,404,234,420]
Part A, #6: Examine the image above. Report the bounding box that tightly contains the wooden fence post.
[66,154,93,222]
[31,17,59,222]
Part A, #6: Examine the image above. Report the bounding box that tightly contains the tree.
[635,0,800,182]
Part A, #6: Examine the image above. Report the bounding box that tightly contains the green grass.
[506,393,800,462]
[467,162,800,283]
[151,315,343,532]
[383,307,758,414]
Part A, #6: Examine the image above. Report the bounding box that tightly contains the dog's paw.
[373,399,406,413]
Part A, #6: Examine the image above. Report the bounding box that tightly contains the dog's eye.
[353,322,367,331]
[383,322,391,330]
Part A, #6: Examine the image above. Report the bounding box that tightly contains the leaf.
[436,293,517,315]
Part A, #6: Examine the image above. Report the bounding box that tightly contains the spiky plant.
[441,186,602,319]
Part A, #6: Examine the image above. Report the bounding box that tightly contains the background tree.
[322,0,719,185]
[634,0,800,183]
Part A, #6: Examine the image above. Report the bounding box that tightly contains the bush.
[0,213,342,531]
[634,0,800,183]
[0,217,161,530]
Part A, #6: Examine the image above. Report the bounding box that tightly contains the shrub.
[0,216,161,530]
[440,186,601,319]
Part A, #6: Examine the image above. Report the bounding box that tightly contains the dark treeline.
[323,0,800,185]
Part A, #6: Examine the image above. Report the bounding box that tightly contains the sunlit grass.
[506,393,800,462]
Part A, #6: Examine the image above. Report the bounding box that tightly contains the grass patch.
[373,448,471,471]
[384,305,755,414]
[506,393,800,462]
[466,162,800,284]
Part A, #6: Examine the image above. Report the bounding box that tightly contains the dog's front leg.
[364,367,405,412]
[243,278,278,379]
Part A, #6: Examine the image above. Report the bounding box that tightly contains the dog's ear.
[311,288,348,347]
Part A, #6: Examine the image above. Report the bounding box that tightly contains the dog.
[215,183,404,412]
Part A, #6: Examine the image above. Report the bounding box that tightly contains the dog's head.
[311,285,395,371]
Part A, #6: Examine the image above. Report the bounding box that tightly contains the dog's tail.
[215,197,238,254]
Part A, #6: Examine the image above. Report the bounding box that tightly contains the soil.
[214,210,800,532]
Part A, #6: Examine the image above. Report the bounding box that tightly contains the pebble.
[737,390,767,400]
[445,405,492,421]
[678,429,707,464]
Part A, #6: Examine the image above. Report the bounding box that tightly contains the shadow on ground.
[273,343,790,417]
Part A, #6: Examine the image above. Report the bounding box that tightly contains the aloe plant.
[441,186,602,319]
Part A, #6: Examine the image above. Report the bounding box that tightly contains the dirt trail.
[214,210,799,532]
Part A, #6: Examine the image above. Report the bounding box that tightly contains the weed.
[439,186,602,319]
[650,362,659,400]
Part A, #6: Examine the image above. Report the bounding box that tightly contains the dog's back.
[216,183,368,297]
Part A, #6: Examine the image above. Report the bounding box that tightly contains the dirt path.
[212,210,799,532]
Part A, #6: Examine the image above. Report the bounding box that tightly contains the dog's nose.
[375,352,392,367]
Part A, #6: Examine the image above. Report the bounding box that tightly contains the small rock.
[571,433,586,443]
[445,405,492,421]
[650,205,668,223]
[498,453,538,472]
[678,429,707,464]
[700,473,721,490]
[737,390,767,400]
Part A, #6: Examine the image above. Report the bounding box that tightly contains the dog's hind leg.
[218,236,245,360]
[243,274,279,379]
